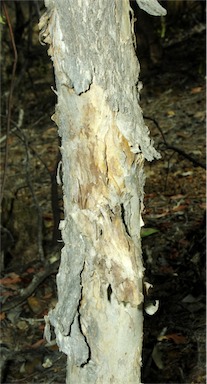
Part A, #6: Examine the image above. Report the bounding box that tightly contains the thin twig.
[1,115,61,246]
[1,2,18,204]
[163,143,206,169]
[22,129,45,261]
[0,114,47,144]
[144,115,167,144]
[144,115,206,169]
[1,260,59,312]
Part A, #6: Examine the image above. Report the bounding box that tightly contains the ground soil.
[0,3,206,384]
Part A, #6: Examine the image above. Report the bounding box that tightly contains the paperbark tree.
[39,1,166,383]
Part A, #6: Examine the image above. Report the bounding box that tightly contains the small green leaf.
[160,16,166,38]
[141,227,159,238]
[0,15,5,25]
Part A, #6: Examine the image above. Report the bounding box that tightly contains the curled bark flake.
[136,0,167,16]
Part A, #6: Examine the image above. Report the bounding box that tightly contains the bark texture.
[39,1,162,383]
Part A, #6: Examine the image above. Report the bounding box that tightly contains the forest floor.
[0,4,206,384]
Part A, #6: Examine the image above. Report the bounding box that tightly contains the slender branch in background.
[144,115,206,169]
[1,2,18,204]
[162,142,206,169]
[1,259,59,312]
[0,113,62,246]
[144,115,167,144]
[7,110,45,261]
[0,114,46,144]
[21,128,45,261]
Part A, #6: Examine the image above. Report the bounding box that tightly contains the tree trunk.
[39,1,166,383]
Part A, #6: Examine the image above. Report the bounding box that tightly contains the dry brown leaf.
[0,273,22,286]
[30,338,45,349]
[27,296,45,314]
[172,204,188,212]
[170,194,185,200]
[190,86,202,94]
[0,312,6,321]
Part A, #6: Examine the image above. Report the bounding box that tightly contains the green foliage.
[160,16,166,38]
[141,227,159,238]
[0,14,5,25]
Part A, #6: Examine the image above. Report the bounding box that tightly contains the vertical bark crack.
[104,142,109,184]
[78,311,91,367]
[107,284,113,302]
[120,203,131,237]
[78,262,91,367]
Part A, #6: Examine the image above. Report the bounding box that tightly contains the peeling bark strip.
[39,1,164,383]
